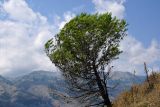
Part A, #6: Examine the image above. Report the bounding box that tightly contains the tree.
[45,13,127,107]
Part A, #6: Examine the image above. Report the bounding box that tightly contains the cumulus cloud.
[54,11,75,30]
[91,0,160,74]
[92,0,125,18]
[0,0,56,76]
[3,0,37,22]
[0,0,159,76]
[0,0,77,76]
[112,36,160,74]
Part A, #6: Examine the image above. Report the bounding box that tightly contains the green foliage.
[45,12,127,72]
[45,12,127,106]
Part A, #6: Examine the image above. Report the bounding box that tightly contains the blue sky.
[26,0,160,47]
[0,0,160,76]
[125,0,160,46]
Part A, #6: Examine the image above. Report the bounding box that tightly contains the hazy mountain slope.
[0,71,76,107]
[14,71,66,92]
[0,77,54,107]
[0,71,145,107]
[108,71,145,99]
[13,71,79,107]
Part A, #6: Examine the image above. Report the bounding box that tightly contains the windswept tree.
[45,13,127,107]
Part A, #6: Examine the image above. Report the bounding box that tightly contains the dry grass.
[113,73,160,107]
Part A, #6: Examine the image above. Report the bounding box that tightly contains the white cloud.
[92,0,125,19]
[3,0,37,22]
[112,36,160,74]
[0,0,159,76]
[56,11,75,29]
[0,0,56,76]
[92,0,160,74]
[0,0,76,76]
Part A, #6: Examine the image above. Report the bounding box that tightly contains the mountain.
[108,71,145,99]
[0,71,79,107]
[14,71,66,92]
[0,71,145,107]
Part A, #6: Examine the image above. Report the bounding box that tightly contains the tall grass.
[113,72,160,107]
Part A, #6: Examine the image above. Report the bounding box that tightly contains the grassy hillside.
[113,72,160,107]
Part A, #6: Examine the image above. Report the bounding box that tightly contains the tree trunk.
[104,96,112,107]
[93,65,112,107]
[103,90,112,107]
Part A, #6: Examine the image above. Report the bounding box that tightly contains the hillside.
[0,71,145,107]
[108,71,145,100]
[0,71,79,107]
[113,72,160,107]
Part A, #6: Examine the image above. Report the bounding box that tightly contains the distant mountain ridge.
[0,70,145,107]
[0,71,78,107]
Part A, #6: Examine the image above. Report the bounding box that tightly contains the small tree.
[45,13,127,106]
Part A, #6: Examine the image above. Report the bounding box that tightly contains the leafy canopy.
[45,13,127,105]
[45,13,127,72]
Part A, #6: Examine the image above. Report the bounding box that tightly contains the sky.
[0,0,160,76]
